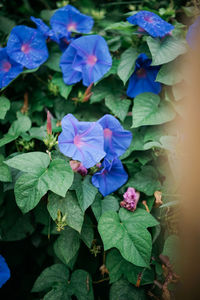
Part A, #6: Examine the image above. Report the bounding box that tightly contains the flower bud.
[120,187,140,212]
[70,160,88,176]
[47,111,52,135]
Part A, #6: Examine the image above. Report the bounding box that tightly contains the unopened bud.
[47,111,52,135]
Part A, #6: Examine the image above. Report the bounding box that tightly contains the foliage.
[0,0,188,299]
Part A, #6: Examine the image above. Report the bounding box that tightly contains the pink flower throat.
[104,128,112,138]
[136,68,147,78]
[143,16,154,23]
[21,43,30,54]
[74,135,84,147]
[3,61,11,72]
[87,55,97,66]
[67,22,77,32]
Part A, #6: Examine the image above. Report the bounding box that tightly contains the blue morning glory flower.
[0,255,10,288]
[60,35,112,86]
[92,157,128,196]
[127,11,174,38]
[98,114,132,159]
[58,36,76,52]
[7,25,49,69]
[30,16,51,37]
[127,53,161,98]
[186,16,200,48]
[50,4,94,39]
[58,114,106,168]
[0,47,23,89]
[30,16,62,44]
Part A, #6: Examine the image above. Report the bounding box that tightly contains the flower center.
[102,169,108,176]
[74,135,84,147]
[87,55,97,66]
[104,128,112,138]
[21,43,30,54]
[67,22,77,32]
[143,15,154,23]
[136,68,147,78]
[2,61,11,72]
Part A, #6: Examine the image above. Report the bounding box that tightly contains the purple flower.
[0,48,23,89]
[58,114,105,168]
[127,11,174,38]
[127,53,161,98]
[60,35,112,86]
[7,25,49,69]
[92,158,128,196]
[120,187,140,212]
[186,16,200,48]
[50,4,94,39]
[0,255,10,288]
[70,160,88,176]
[98,114,132,159]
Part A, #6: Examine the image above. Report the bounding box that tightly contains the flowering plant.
[0,1,189,299]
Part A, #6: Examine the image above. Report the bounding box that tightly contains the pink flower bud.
[96,163,101,168]
[70,160,88,176]
[47,111,52,135]
[77,164,88,176]
[120,187,140,212]
[70,160,81,172]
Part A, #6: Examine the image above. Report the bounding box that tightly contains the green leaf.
[0,16,15,34]
[14,173,47,213]
[105,21,133,33]
[32,264,94,300]
[98,208,158,267]
[52,74,72,99]
[127,165,161,196]
[45,52,62,72]
[105,93,131,122]
[40,9,56,21]
[107,36,121,52]
[156,60,183,85]
[106,249,155,285]
[0,114,31,147]
[147,35,187,66]
[43,158,74,197]
[109,279,147,300]
[5,152,50,175]
[48,191,84,233]
[90,82,108,104]
[91,195,119,221]
[0,96,10,119]
[70,270,94,300]
[75,176,98,212]
[162,235,179,267]
[32,264,69,292]
[54,227,80,265]
[29,127,46,141]
[9,113,32,136]
[11,155,74,213]
[0,154,12,182]
[23,67,39,74]
[43,288,70,300]
[0,198,34,241]
[80,216,94,248]
[132,93,175,128]
[117,48,138,85]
